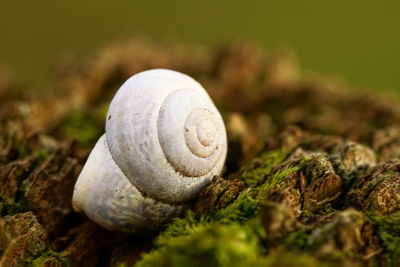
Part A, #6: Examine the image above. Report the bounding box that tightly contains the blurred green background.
[1,0,400,91]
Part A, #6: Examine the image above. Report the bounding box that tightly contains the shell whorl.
[106,69,227,204]
[157,89,224,178]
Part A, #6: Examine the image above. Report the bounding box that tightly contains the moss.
[160,190,259,241]
[0,201,27,216]
[29,249,69,267]
[379,232,400,264]
[14,143,28,159]
[137,220,325,267]
[367,211,400,263]
[210,162,300,223]
[162,153,300,238]
[256,163,302,199]
[259,250,328,267]
[284,230,310,251]
[136,159,305,266]
[237,150,288,186]
[161,157,302,239]
[56,111,102,145]
[161,210,209,238]
[137,222,263,267]
[367,211,400,234]
[211,188,259,223]
[33,149,50,164]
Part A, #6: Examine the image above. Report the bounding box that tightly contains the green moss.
[160,190,259,242]
[207,160,300,224]
[237,150,288,186]
[259,250,328,267]
[367,211,400,263]
[14,143,28,159]
[33,149,50,164]
[29,249,69,267]
[367,211,400,235]
[379,232,400,264]
[284,230,310,251]
[161,157,301,237]
[0,201,27,216]
[137,220,325,267]
[137,222,263,267]
[162,152,300,237]
[136,159,306,267]
[211,188,259,223]
[135,154,308,266]
[56,111,102,145]
[161,210,209,238]
[256,163,302,199]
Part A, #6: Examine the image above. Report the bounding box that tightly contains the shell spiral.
[72,69,227,233]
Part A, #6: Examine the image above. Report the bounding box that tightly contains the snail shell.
[72,69,227,232]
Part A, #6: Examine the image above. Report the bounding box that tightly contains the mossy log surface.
[1,38,400,266]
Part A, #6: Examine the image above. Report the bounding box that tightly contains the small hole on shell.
[108,115,112,120]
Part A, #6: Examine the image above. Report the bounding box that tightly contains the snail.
[72,69,227,233]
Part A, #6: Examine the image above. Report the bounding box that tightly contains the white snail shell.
[72,69,227,233]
